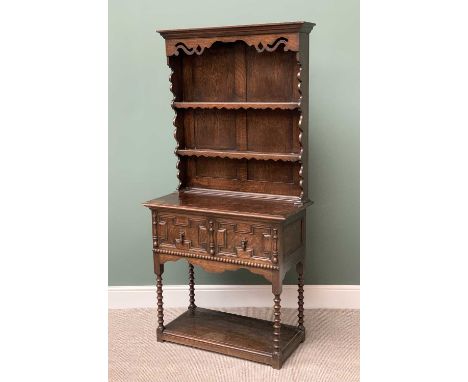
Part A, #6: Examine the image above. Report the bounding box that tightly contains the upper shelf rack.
[173,102,300,110]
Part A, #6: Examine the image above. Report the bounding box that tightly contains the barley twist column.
[188,263,196,311]
[297,262,305,331]
[273,293,281,356]
[156,273,164,334]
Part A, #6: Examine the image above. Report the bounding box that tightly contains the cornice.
[158,21,315,39]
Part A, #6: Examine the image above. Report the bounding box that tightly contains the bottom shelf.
[160,307,305,368]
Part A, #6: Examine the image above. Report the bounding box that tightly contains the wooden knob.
[240,239,247,251]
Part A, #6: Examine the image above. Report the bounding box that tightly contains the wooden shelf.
[162,308,305,367]
[173,102,300,110]
[177,149,301,162]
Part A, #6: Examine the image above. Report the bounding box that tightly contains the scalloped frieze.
[172,102,300,110]
[174,42,205,56]
[165,33,299,56]
[176,149,301,162]
[256,38,289,53]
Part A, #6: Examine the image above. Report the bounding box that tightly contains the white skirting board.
[108,285,360,309]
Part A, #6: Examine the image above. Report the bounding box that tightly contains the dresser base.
[160,307,305,369]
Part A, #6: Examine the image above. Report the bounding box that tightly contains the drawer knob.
[240,238,248,251]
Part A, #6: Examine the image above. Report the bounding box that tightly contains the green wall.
[109,0,359,286]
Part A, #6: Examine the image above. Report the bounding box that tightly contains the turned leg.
[155,264,164,342]
[272,292,282,369]
[297,262,305,332]
[188,263,196,312]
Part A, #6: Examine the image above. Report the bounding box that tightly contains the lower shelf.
[160,307,305,368]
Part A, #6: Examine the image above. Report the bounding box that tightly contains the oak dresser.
[143,21,315,369]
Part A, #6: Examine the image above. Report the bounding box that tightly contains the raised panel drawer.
[215,219,275,263]
[157,213,210,253]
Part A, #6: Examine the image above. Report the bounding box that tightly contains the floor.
[109,307,359,382]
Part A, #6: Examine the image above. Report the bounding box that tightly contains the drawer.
[157,213,211,253]
[154,212,278,264]
[214,219,276,263]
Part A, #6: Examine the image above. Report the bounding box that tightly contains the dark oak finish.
[144,21,314,369]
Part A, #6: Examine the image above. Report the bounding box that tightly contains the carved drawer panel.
[157,213,211,253]
[215,219,277,263]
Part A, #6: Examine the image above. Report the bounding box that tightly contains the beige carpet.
[109,308,359,382]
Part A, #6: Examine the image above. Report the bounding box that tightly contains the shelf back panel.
[183,109,238,150]
[184,157,301,197]
[181,109,300,154]
[172,41,300,103]
[246,110,300,153]
[245,46,298,102]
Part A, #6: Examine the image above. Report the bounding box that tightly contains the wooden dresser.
[144,21,315,369]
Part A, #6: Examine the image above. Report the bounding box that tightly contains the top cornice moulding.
[157,21,315,39]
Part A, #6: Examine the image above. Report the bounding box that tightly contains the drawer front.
[215,219,274,262]
[157,213,210,253]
